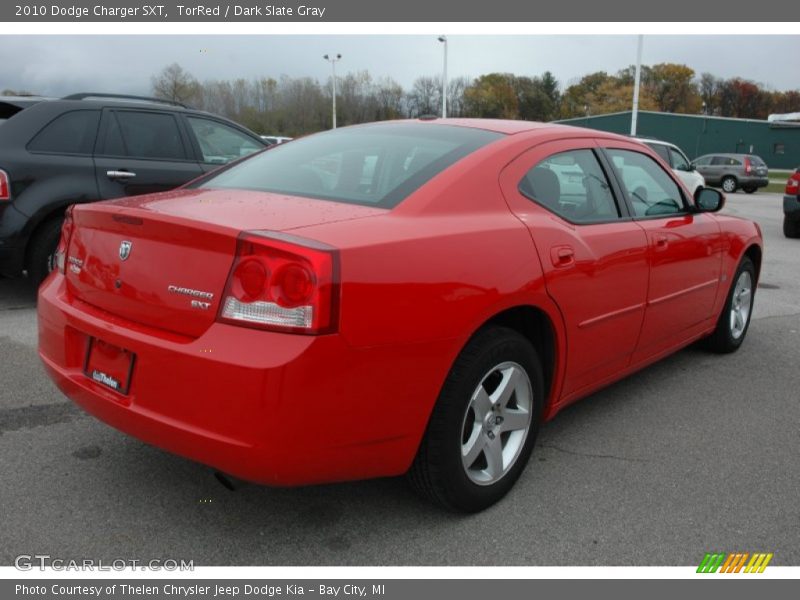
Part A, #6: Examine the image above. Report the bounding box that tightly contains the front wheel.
[702,256,756,353]
[721,176,738,193]
[408,326,543,512]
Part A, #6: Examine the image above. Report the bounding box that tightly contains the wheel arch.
[743,243,762,283]
[467,304,563,420]
[23,201,74,270]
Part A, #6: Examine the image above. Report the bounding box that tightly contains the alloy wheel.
[722,178,737,193]
[460,361,533,486]
[729,270,752,340]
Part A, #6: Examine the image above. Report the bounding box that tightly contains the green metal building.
[556,110,800,169]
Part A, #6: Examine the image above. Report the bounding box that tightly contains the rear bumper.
[741,176,769,188]
[785,195,800,219]
[38,274,453,486]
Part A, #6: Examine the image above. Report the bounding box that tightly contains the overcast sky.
[1,35,798,96]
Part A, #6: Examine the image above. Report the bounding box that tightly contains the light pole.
[437,36,447,118]
[630,35,643,136]
[323,53,341,129]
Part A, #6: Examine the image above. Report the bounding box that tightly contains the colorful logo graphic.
[697,552,773,573]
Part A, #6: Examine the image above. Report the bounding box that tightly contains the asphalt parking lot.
[1,192,798,566]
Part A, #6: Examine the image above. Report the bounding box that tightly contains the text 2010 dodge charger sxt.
[38,120,763,511]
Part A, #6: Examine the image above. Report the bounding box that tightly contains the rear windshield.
[748,155,766,166]
[194,123,503,208]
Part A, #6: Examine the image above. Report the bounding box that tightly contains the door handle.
[550,246,575,268]
[654,234,669,250]
[106,170,136,180]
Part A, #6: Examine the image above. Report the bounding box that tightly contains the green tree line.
[7,60,798,137]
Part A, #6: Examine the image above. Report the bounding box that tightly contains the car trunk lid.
[66,189,385,337]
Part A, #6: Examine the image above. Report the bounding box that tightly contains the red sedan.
[38,119,762,512]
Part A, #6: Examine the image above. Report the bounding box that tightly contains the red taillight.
[54,205,75,274]
[744,158,752,174]
[786,172,800,196]
[0,169,10,201]
[218,231,339,335]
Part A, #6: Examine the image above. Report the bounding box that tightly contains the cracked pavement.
[0,192,798,565]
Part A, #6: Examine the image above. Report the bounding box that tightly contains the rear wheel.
[702,256,755,353]
[784,216,800,239]
[408,326,543,512]
[721,176,738,193]
[26,218,63,287]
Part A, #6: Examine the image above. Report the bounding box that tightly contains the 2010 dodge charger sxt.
[38,119,763,512]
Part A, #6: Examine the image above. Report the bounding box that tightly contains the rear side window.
[187,117,262,164]
[100,111,187,160]
[27,110,100,155]
[195,123,502,208]
[712,156,741,166]
[518,149,621,224]
[608,149,685,218]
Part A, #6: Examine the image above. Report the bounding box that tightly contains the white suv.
[635,138,706,196]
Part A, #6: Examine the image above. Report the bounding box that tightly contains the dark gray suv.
[693,153,769,194]
[0,93,266,285]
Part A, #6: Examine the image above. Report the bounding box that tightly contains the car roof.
[634,137,674,147]
[354,118,635,143]
[699,153,754,158]
[31,96,262,128]
[0,96,53,109]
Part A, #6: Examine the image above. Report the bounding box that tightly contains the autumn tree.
[463,73,519,119]
[646,63,701,113]
[151,63,200,106]
[560,71,612,118]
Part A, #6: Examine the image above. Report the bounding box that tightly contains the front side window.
[195,123,502,208]
[187,117,262,164]
[28,110,100,155]
[645,142,671,164]
[668,147,690,171]
[518,149,621,223]
[694,156,712,166]
[607,149,686,218]
[100,111,187,160]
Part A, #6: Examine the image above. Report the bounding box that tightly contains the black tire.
[702,256,756,354]
[784,216,800,239]
[743,186,756,194]
[26,218,63,287]
[408,326,544,512]
[721,176,738,194]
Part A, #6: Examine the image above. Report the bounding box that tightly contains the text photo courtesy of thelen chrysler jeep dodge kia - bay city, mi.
[37,119,762,512]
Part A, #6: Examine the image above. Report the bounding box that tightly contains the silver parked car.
[693,153,769,194]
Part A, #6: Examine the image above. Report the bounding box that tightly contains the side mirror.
[694,187,725,213]
[688,162,697,171]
